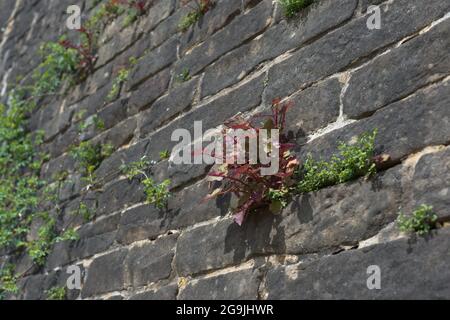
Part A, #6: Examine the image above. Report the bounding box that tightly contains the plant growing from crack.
[106,57,137,102]
[59,28,98,81]
[70,141,114,186]
[179,0,214,32]
[0,264,18,300]
[159,150,171,160]
[204,99,300,225]
[78,115,105,133]
[45,286,67,300]
[120,156,171,209]
[175,68,192,83]
[297,129,382,193]
[279,0,315,18]
[397,204,438,236]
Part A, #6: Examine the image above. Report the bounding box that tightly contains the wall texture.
[0,0,449,300]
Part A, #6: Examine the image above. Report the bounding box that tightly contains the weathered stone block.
[265,0,450,101]
[201,0,357,97]
[138,77,198,138]
[344,19,450,119]
[127,38,178,90]
[125,234,178,287]
[266,228,450,299]
[81,249,128,298]
[129,283,178,300]
[178,267,261,300]
[179,0,243,55]
[300,79,450,164]
[144,74,264,160]
[97,179,146,216]
[174,0,272,77]
[127,68,171,116]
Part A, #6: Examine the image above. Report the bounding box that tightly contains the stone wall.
[0,0,449,300]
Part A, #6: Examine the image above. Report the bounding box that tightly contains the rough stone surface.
[81,249,128,298]
[344,18,450,118]
[178,267,261,300]
[125,235,177,288]
[201,0,357,97]
[173,0,273,77]
[266,228,450,299]
[129,284,178,300]
[2,0,449,300]
[300,79,450,163]
[265,0,450,101]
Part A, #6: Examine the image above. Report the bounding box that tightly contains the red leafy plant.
[204,99,300,226]
[60,27,97,80]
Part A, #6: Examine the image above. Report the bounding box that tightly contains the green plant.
[0,92,47,251]
[23,213,57,265]
[268,187,290,213]
[120,156,154,180]
[59,28,98,80]
[122,1,147,27]
[179,0,214,31]
[0,264,18,300]
[279,0,314,18]
[73,109,88,122]
[397,205,438,236]
[32,42,79,97]
[52,170,69,182]
[298,130,378,193]
[78,115,105,133]
[175,68,192,83]
[70,141,114,184]
[106,68,130,102]
[74,202,93,222]
[142,178,171,209]
[159,150,170,160]
[45,286,66,300]
[120,157,170,209]
[55,228,79,243]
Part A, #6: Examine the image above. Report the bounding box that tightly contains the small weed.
[70,141,114,184]
[23,213,57,265]
[55,228,79,243]
[33,42,79,97]
[120,156,155,180]
[279,0,315,18]
[46,286,66,300]
[175,68,192,83]
[78,115,105,133]
[179,0,214,32]
[142,178,171,209]
[74,202,94,222]
[0,264,18,300]
[120,157,170,209]
[297,130,378,193]
[159,150,170,160]
[123,1,148,27]
[73,109,87,122]
[397,205,438,236]
[59,28,98,81]
[106,68,130,102]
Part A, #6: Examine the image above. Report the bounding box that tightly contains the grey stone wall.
[1,0,449,300]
